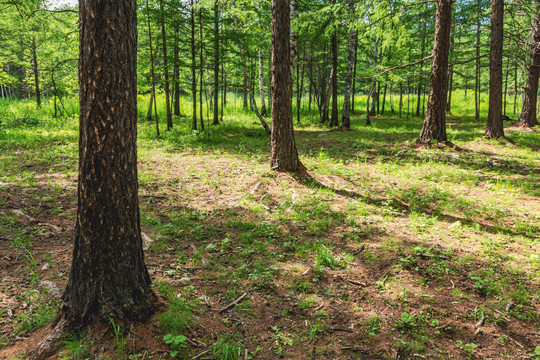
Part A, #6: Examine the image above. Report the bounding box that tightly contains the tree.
[341,0,357,129]
[418,0,453,144]
[516,7,540,128]
[271,0,304,172]
[30,0,157,357]
[485,0,505,138]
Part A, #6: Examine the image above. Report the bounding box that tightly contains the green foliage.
[158,297,195,335]
[163,334,187,359]
[60,333,94,360]
[210,334,245,360]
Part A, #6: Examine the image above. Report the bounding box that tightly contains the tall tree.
[485,0,505,138]
[213,0,220,125]
[418,0,453,144]
[191,0,197,130]
[517,7,540,127]
[341,0,357,129]
[271,0,304,172]
[30,0,156,358]
[159,0,172,130]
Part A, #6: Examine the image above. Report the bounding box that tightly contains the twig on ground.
[218,292,247,313]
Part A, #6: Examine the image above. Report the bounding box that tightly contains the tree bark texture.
[517,8,540,127]
[213,1,220,125]
[191,0,197,130]
[418,0,452,143]
[271,0,304,172]
[330,32,338,127]
[63,0,156,324]
[485,0,505,138]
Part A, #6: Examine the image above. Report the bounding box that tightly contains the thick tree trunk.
[31,37,41,108]
[213,1,220,125]
[59,0,157,334]
[259,48,267,117]
[341,5,357,129]
[485,0,505,138]
[517,9,540,127]
[191,0,197,130]
[271,0,304,172]
[418,0,452,143]
[159,0,172,130]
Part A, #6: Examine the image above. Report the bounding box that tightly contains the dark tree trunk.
[475,0,481,122]
[191,0,197,130]
[503,56,509,115]
[271,0,304,172]
[341,3,357,129]
[381,83,387,115]
[146,0,159,136]
[159,0,172,130]
[418,0,452,143]
[199,9,204,131]
[399,82,403,117]
[351,34,358,113]
[66,0,156,325]
[485,0,505,138]
[243,73,248,108]
[330,32,338,127]
[31,37,41,108]
[213,1,220,125]
[513,61,518,115]
[173,24,181,116]
[259,48,267,117]
[446,64,453,113]
[517,9,540,127]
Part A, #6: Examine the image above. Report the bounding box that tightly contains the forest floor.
[0,108,539,359]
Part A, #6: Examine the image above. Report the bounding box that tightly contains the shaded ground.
[0,113,538,359]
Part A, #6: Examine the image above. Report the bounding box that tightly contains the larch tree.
[485,0,505,138]
[271,0,304,172]
[29,0,157,357]
[341,0,357,129]
[418,0,453,144]
[516,6,540,128]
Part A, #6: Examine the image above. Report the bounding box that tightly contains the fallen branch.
[218,292,247,313]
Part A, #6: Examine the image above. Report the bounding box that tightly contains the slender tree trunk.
[199,9,204,131]
[259,48,267,117]
[418,0,452,143]
[503,56,509,116]
[330,31,338,127]
[381,83,387,115]
[369,78,377,115]
[517,9,540,127]
[271,0,304,172]
[31,37,41,108]
[191,0,197,130]
[399,82,403,117]
[341,3,357,129]
[146,0,159,136]
[146,88,154,121]
[486,0,505,138]
[173,24,181,116]
[351,34,358,113]
[213,1,220,125]
[475,0,481,122]
[446,64,453,113]
[159,0,172,130]
[513,61,518,115]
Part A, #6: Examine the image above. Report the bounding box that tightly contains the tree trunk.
[199,9,205,131]
[381,83,387,115]
[213,1,220,125]
[341,3,357,129]
[517,8,540,127]
[351,34,358,113]
[173,24,181,116]
[485,0,505,138]
[191,0,197,130]
[159,0,172,130]
[243,73,248,109]
[513,61,518,115]
[31,37,41,108]
[271,0,304,172]
[259,48,267,117]
[503,56,509,115]
[418,0,452,144]
[446,64,453,113]
[146,0,159,136]
[330,32,338,127]
[475,0,481,122]
[62,0,156,329]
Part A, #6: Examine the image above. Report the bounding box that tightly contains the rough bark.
[271,0,304,172]
[418,0,452,143]
[36,4,159,352]
[341,2,357,129]
[517,8,540,127]
[159,0,172,130]
[485,0,505,138]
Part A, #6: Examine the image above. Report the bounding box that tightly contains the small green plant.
[365,316,380,335]
[308,321,325,342]
[109,318,126,360]
[163,334,187,358]
[60,332,93,360]
[210,333,245,360]
[158,297,195,335]
[315,245,346,270]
